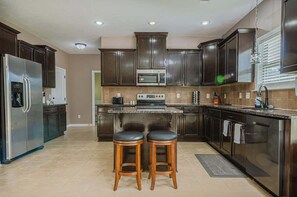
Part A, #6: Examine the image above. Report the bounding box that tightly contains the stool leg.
[171,141,177,189]
[114,144,121,191]
[167,144,172,178]
[150,143,157,190]
[148,142,152,179]
[136,143,142,190]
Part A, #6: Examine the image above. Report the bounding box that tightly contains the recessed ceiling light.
[202,21,210,26]
[75,43,87,49]
[148,21,156,25]
[200,0,210,3]
[95,21,104,25]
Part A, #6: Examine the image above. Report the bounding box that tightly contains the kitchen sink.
[241,107,274,110]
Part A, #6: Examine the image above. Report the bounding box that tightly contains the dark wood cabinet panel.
[101,51,118,85]
[97,111,114,141]
[35,45,56,88]
[135,32,167,69]
[226,35,238,83]
[119,51,136,85]
[152,36,166,69]
[0,22,20,56]
[211,116,221,149]
[100,49,136,86]
[218,44,226,83]
[184,51,201,86]
[17,40,34,61]
[199,40,221,86]
[136,36,151,69]
[183,113,201,139]
[166,50,201,86]
[43,105,66,142]
[166,51,184,86]
[281,0,297,73]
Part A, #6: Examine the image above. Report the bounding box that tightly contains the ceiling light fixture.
[75,43,87,49]
[200,0,210,3]
[95,21,104,25]
[148,21,156,25]
[202,21,210,26]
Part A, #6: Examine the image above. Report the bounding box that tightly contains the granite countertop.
[108,107,183,114]
[202,104,297,120]
[96,103,135,107]
[43,103,67,107]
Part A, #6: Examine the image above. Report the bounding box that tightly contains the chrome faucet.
[257,85,269,109]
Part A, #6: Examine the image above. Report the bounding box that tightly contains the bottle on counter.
[213,92,221,105]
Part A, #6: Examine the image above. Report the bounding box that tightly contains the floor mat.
[195,154,246,178]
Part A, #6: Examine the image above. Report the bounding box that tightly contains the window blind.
[257,30,295,86]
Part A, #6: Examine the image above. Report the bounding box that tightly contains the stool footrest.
[120,172,138,176]
[156,162,170,166]
[121,163,136,167]
[156,171,173,176]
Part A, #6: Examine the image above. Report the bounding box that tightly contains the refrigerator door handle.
[22,76,29,113]
[26,77,32,112]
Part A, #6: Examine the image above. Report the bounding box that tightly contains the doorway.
[92,71,102,126]
[51,66,67,104]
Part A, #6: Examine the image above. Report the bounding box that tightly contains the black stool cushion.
[113,131,144,141]
[147,130,177,141]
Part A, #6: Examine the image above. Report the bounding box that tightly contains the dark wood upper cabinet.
[218,44,226,83]
[184,51,201,86]
[35,45,57,88]
[100,49,136,86]
[0,22,20,56]
[135,32,167,69]
[119,50,136,85]
[166,50,184,86]
[17,40,34,61]
[166,49,201,86]
[199,39,222,86]
[226,35,238,83]
[218,28,255,84]
[281,0,297,73]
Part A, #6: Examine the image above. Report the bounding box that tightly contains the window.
[256,27,296,90]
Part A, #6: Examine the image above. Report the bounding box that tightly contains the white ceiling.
[0,0,260,54]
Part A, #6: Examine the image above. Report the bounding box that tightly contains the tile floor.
[0,127,272,197]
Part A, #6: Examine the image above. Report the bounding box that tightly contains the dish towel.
[234,123,245,144]
[223,120,230,137]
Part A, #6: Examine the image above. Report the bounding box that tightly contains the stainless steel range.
[136,94,166,109]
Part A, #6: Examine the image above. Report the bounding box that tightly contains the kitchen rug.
[195,154,246,178]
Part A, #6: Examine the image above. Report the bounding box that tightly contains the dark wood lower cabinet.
[43,105,67,142]
[97,106,114,141]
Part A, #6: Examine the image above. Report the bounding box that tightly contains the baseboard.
[67,124,93,128]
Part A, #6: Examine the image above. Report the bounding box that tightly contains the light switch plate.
[246,92,251,99]
[176,93,180,99]
[224,94,227,99]
[239,92,242,99]
[206,93,210,99]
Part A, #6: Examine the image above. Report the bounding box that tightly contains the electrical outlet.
[78,115,81,119]
[239,92,242,99]
[206,93,210,99]
[176,93,180,99]
[224,94,227,99]
[246,92,251,99]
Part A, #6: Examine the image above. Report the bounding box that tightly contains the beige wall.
[223,0,281,38]
[67,55,100,124]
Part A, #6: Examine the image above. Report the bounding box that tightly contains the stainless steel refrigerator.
[0,54,43,163]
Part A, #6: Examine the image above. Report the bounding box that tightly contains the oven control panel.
[137,94,165,100]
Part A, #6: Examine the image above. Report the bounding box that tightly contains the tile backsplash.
[102,84,297,110]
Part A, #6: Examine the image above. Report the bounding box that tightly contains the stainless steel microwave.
[136,69,166,86]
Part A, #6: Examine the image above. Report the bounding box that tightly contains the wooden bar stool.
[113,131,144,191]
[147,130,177,190]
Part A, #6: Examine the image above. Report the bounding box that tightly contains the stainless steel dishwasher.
[245,115,284,196]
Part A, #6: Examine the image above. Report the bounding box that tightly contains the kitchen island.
[109,107,183,170]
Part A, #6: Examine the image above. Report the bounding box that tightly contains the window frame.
[255,26,296,90]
